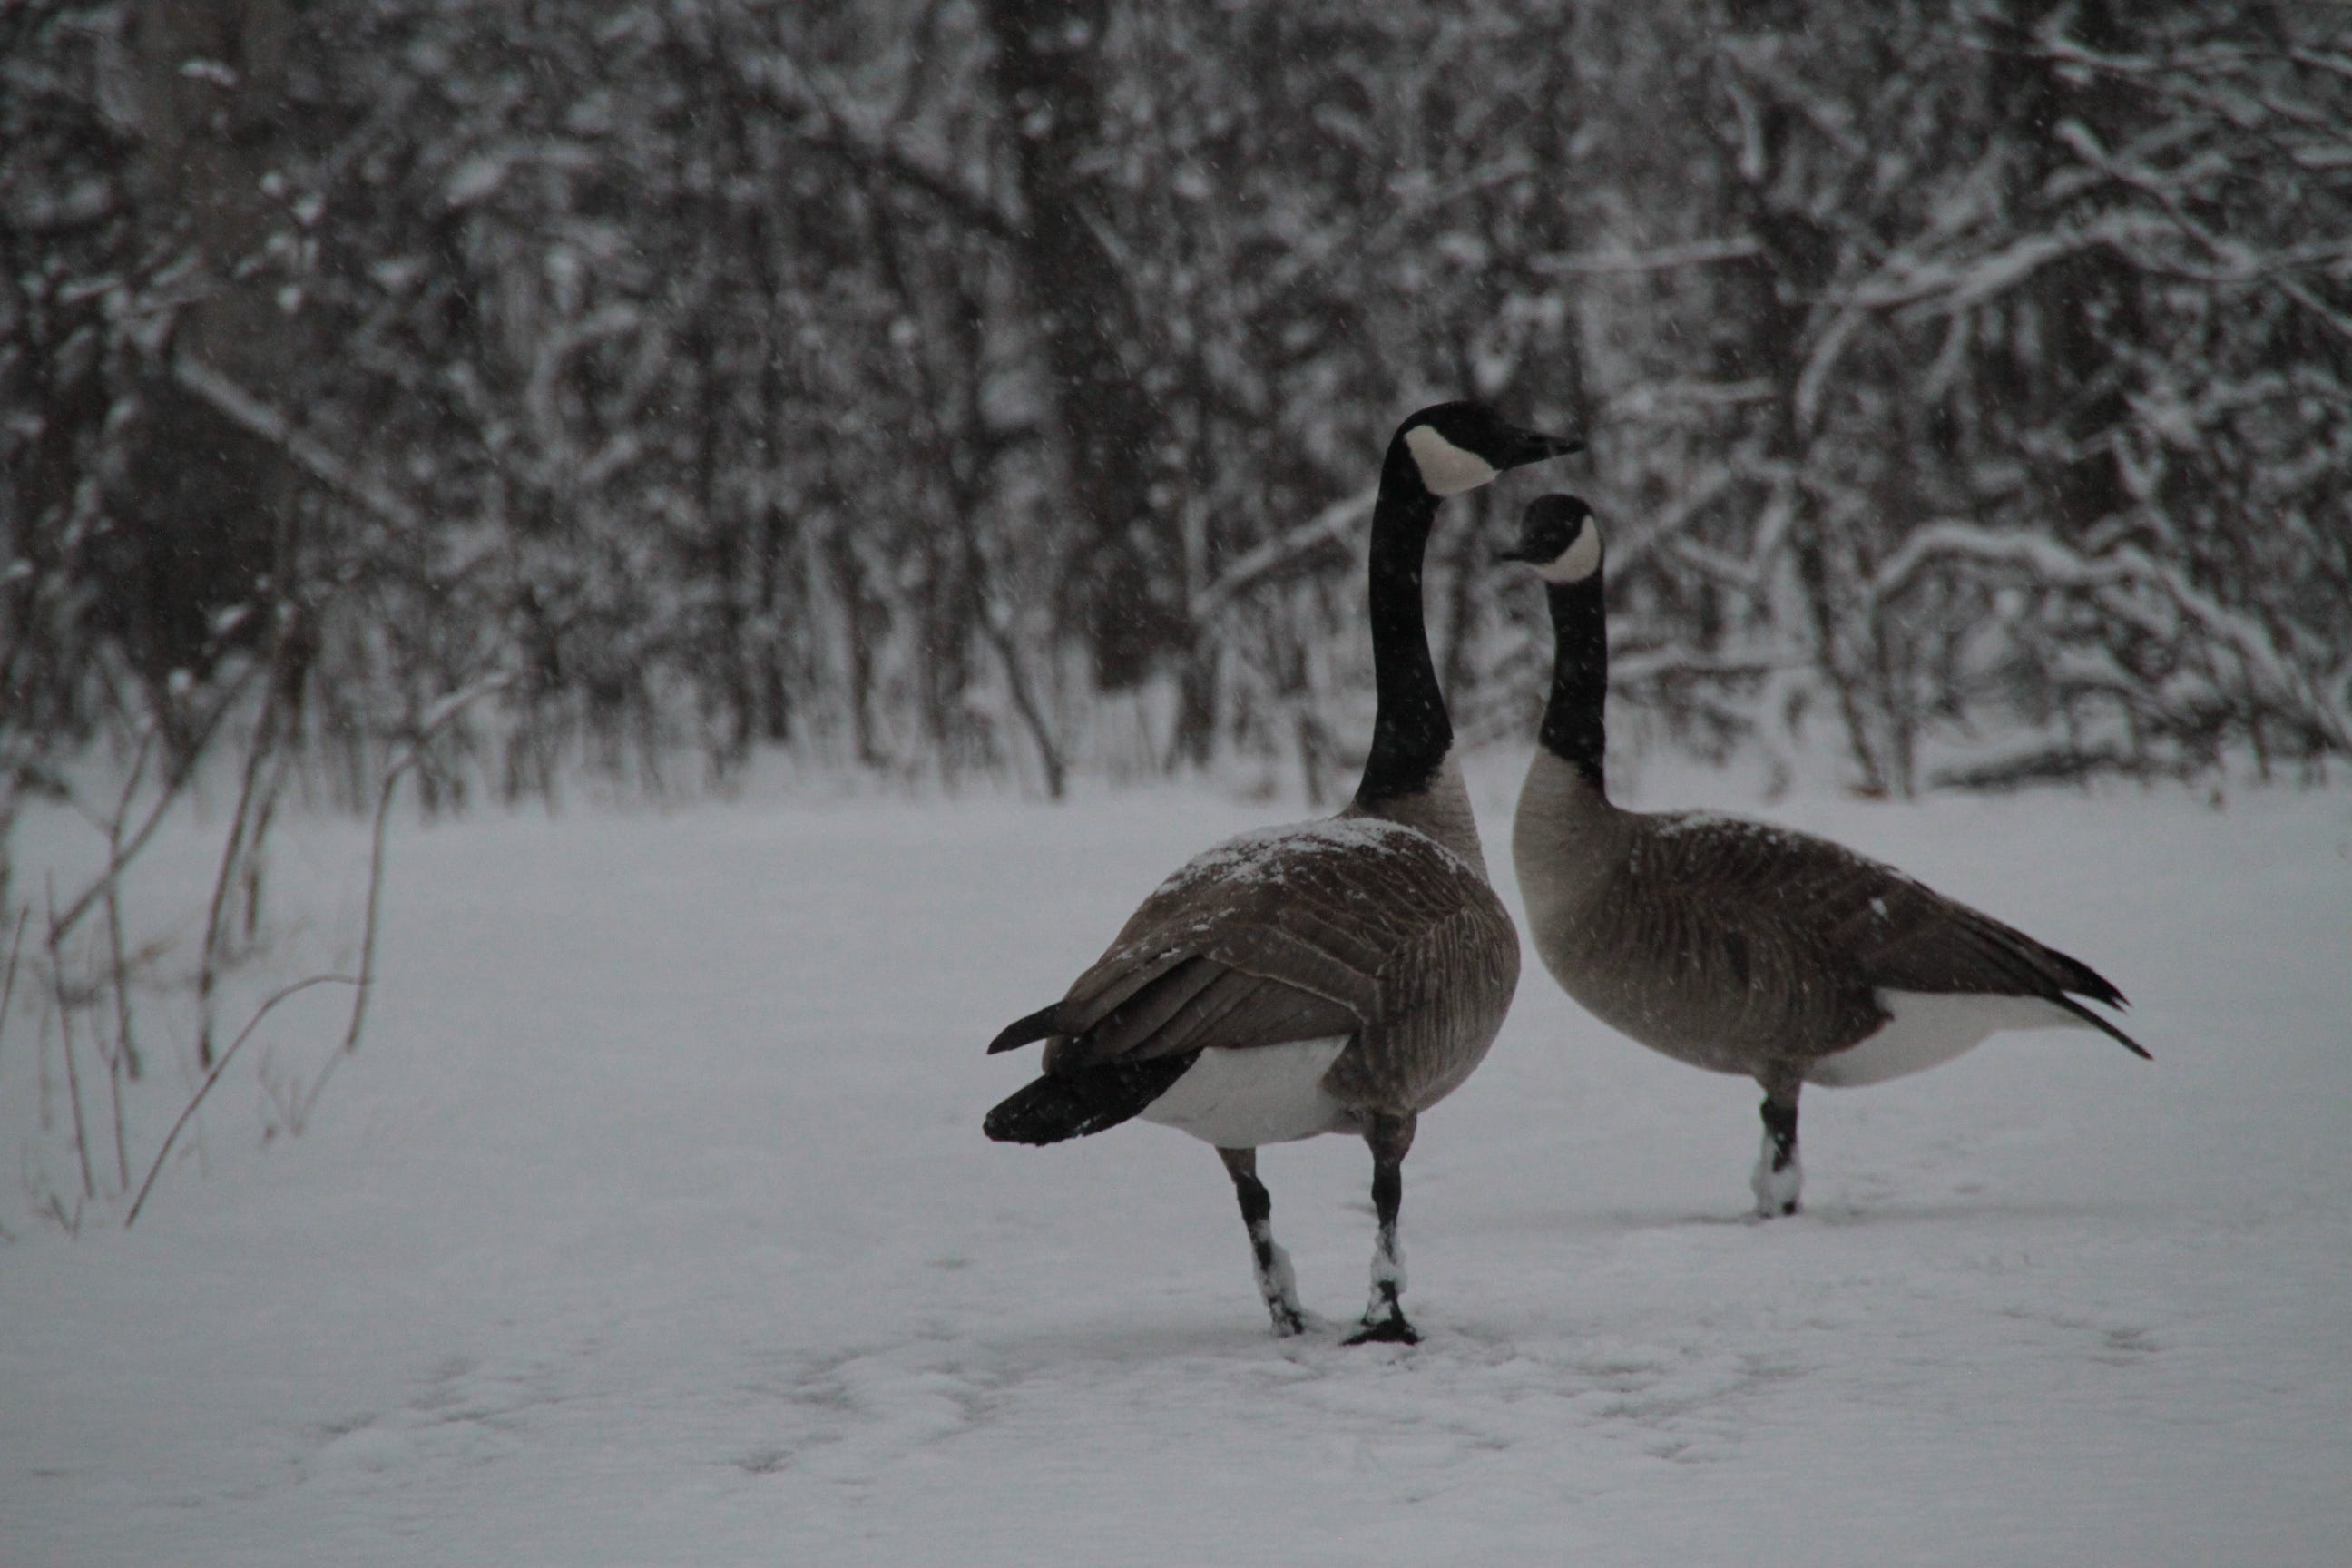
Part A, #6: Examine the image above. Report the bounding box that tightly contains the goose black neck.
[1540,576,1609,794]
[1353,446,1451,809]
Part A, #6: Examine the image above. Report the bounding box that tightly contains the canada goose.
[1500,495,2150,1218]
[985,402,1579,1342]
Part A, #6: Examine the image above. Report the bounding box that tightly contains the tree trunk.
[977,0,1185,693]
[104,0,301,734]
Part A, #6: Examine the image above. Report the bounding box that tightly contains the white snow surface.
[4,754,2349,1566]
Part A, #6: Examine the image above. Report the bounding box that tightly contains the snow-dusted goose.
[985,402,1580,1341]
[1500,495,2149,1217]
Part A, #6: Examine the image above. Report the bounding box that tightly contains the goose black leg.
[1751,1078,1803,1218]
[1346,1112,1419,1345]
[1219,1147,1305,1335]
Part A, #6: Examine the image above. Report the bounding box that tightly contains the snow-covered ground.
[4,754,2348,1567]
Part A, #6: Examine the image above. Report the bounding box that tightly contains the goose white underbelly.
[1808,990,2082,1088]
[1140,1036,1354,1147]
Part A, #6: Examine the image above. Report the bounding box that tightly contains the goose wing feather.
[1324,897,1522,1112]
[1639,812,2128,1006]
[1042,820,1514,1092]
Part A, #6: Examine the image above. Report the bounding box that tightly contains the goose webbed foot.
[1346,1317,1420,1346]
[1750,1090,1803,1218]
[1346,1282,1420,1346]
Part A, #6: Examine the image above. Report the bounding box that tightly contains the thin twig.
[104,741,161,1139]
[48,664,261,943]
[1190,485,1375,624]
[122,974,358,1230]
[104,1013,128,1192]
[294,672,512,1131]
[45,877,95,1201]
[196,678,281,1069]
[170,356,423,531]
[101,745,146,1081]
[0,907,27,1069]
[1533,237,1762,276]
[0,906,28,1149]
[338,752,401,1058]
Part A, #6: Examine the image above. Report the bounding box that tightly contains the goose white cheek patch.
[1405,426,1499,495]
[1532,526,1602,583]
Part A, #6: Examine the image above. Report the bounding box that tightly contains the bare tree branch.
[123,974,358,1230]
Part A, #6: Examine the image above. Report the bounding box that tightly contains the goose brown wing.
[1642,813,2124,1005]
[1040,820,1494,1075]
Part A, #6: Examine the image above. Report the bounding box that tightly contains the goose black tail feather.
[986,1004,1063,1055]
[2041,948,2151,1060]
[2051,993,2153,1060]
[2046,948,2129,1012]
[983,1051,1202,1144]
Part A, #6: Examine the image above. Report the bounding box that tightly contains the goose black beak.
[1504,429,1583,469]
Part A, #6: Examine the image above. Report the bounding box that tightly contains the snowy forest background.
[6,0,2351,858]
[6,7,2352,1548]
